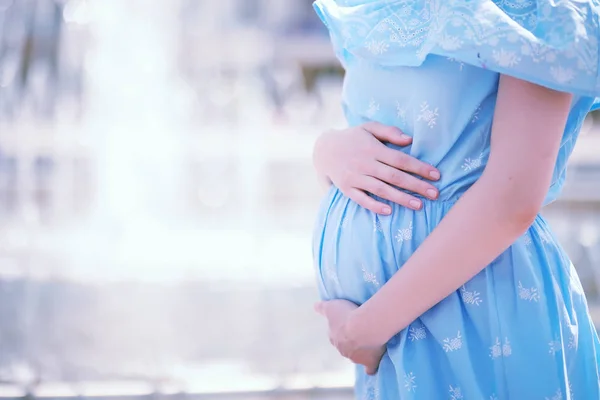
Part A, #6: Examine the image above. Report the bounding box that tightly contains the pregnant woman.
[311,1,600,399]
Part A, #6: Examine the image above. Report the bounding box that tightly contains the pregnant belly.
[312,185,456,304]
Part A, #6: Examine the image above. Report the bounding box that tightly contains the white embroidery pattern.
[549,338,562,355]
[396,101,407,121]
[490,395,499,400]
[523,232,536,257]
[365,39,389,55]
[364,386,379,400]
[416,101,439,128]
[404,372,417,392]
[443,331,463,352]
[375,21,388,33]
[492,49,521,67]
[545,389,563,400]
[408,325,427,341]
[363,375,379,400]
[318,0,600,91]
[437,34,463,51]
[523,232,533,246]
[517,281,540,302]
[471,104,481,123]
[449,385,464,400]
[395,221,413,243]
[550,66,575,84]
[340,27,352,43]
[490,338,502,359]
[373,217,383,233]
[538,230,552,244]
[461,285,483,306]
[362,265,380,287]
[490,337,512,359]
[502,338,513,357]
[366,98,380,118]
[461,153,484,172]
[569,382,574,399]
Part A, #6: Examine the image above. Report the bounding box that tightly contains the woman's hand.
[315,300,386,375]
[313,122,440,214]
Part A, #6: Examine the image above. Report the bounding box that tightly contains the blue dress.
[311,1,600,399]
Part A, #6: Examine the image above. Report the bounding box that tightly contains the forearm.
[348,75,572,347]
[351,174,536,346]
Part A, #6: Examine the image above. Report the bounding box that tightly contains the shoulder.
[314,0,600,96]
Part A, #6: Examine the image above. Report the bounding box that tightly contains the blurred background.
[0,0,599,398]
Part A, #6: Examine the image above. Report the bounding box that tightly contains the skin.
[314,75,573,374]
[313,122,441,214]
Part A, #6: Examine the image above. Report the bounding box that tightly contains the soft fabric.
[312,1,600,399]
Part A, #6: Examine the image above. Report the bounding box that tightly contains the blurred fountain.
[68,0,194,280]
[65,0,287,283]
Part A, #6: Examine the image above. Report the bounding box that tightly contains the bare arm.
[348,75,573,346]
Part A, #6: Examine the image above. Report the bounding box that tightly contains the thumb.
[362,122,412,147]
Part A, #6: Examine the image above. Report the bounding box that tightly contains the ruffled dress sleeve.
[313,0,600,97]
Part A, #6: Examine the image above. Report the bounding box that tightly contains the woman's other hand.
[313,122,440,214]
[315,299,386,375]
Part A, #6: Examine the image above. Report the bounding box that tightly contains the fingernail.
[409,199,421,210]
[426,189,438,199]
[400,134,412,140]
[429,170,440,180]
[382,206,392,215]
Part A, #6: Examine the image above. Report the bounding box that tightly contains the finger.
[346,188,393,215]
[360,176,423,211]
[370,162,438,200]
[314,302,326,315]
[378,147,440,182]
[365,365,378,375]
[362,122,412,147]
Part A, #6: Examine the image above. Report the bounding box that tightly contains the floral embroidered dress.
[311,1,600,399]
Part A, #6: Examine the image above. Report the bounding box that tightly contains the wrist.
[346,306,385,348]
